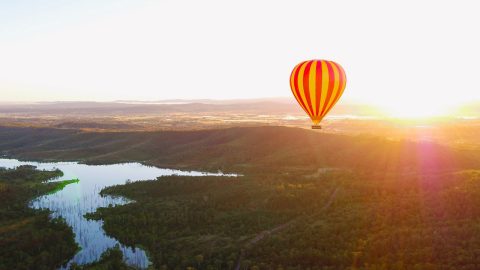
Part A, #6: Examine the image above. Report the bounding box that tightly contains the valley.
[1,123,480,269]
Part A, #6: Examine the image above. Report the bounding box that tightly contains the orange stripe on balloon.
[297,62,313,116]
[302,61,314,116]
[291,61,310,115]
[290,63,308,115]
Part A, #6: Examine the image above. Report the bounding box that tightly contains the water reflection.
[0,159,237,269]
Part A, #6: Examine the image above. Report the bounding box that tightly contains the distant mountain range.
[113,97,296,104]
[0,98,383,117]
[1,98,478,117]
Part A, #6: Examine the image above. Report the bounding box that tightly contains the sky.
[0,0,479,116]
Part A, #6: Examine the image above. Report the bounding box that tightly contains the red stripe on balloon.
[326,61,345,114]
[315,60,323,117]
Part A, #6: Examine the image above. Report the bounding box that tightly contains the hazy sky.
[1,1,479,115]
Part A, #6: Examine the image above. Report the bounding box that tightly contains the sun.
[378,98,454,119]
[387,104,444,118]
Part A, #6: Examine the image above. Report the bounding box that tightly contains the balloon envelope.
[289,60,346,126]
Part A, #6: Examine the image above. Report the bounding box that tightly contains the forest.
[0,125,477,174]
[0,165,78,270]
[2,126,480,269]
[88,169,480,270]
[69,246,136,270]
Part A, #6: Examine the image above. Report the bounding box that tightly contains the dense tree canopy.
[0,165,78,270]
[90,170,480,270]
[2,126,480,269]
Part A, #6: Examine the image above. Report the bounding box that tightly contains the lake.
[0,158,238,269]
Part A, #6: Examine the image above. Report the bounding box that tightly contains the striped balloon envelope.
[289,60,346,129]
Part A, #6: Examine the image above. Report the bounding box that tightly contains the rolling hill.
[0,126,476,174]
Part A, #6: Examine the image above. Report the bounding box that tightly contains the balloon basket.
[311,125,322,130]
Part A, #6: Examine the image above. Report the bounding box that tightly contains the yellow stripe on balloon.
[309,60,318,116]
[297,62,313,116]
[319,60,329,116]
[336,63,347,102]
[289,64,300,103]
[323,61,340,117]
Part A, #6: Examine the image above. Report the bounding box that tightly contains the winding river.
[0,158,237,269]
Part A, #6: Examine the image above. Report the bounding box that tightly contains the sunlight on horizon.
[1,0,480,118]
[376,98,457,118]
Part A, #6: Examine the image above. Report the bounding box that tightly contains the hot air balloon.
[290,60,346,129]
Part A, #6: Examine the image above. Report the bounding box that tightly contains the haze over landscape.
[2,0,480,117]
[2,1,480,270]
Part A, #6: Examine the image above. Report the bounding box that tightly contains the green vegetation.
[0,165,78,270]
[86,174,310,269]
[47,178,80,195]
[2,126,480,269]
[70,245,136,270]
[0,126,477,174]
[87,170,480,270]
[88,172,344,269]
